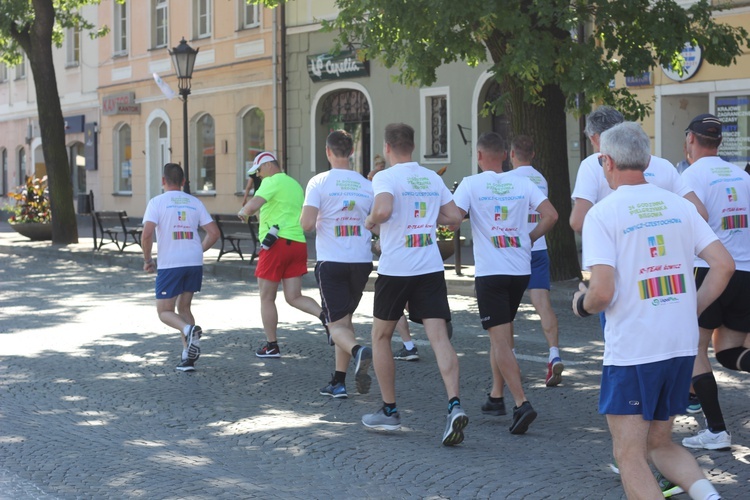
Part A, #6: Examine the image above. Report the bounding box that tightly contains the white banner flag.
[153,73,177,100]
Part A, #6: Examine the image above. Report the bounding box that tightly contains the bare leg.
[488,322,526,407]
[489,346,505,398]
[423,318,460,399]
[607,414,662,499]
[395,315,411,343]
[371,318,398,403]
[330,315,356,372]
[157,293,193,350]
[258,278,280,342]
[648,418,715,494]
[282,276,323,317]
[529,288,559,350]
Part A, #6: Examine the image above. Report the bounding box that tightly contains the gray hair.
[599,122,651,172]
[584,106,624,138]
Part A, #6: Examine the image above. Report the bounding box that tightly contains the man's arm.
[569,198,593,234]
[529,199,558,243]
[437,200,462,226]
[141,221,157,273]
[299,206,318,232]
[241,177,254,206]
[239,195,267,220]
[683,191,709,221]
[572,265,615,317]
[695,241,734,315]
[201,221,220,252]
[365,192,393,229]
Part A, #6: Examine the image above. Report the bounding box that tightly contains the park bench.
[212,213,259,263]
[91,210,143,252]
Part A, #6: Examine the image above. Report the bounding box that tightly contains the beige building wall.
[96,0,278,217]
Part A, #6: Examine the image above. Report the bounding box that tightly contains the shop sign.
[662,43,702,82]
[102,92,141,115]
[307,50,369,82]
[625,72,651,87]
[716,96,750,163]
[64,115,85,134]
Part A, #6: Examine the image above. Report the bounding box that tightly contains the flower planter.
[437,239,456,261]
[9,222,52,241]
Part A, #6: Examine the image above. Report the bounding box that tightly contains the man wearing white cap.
[239,152,324,358]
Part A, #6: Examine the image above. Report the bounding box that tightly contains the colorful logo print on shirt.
[727,187,737,202]
[172,231,194,240]
[334,225,361,237]
[177,211,187,221]
[414,202,427,218]
[494,206,508,221]
[342,200,355,211]
[490,235,521,248]
[528,213,540,223]
[405,233,433,247]
[721,214,748,230]
[638,273,686,300]
[648,235,666,258]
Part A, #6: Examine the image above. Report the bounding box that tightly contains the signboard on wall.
[64,115,85,134]
[307,50,369,82]
[84,122,98,171]
[662,43,702,82]
[102,92,141,115]
[715,96,750,163]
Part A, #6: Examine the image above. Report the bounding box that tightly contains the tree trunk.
[506,81,581,281]
[24,0,78,244]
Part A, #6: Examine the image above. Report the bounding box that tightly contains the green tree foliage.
[315,0,747,280]
[0,0,107,244]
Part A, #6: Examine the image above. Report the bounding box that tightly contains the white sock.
[182,324,192,336]
[549,347,560,363]
[181,349,188,361]
[688,479,720,500]
[404,341,415,351]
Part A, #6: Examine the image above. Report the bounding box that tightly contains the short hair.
[326,130,354,158]
[510,135,534,163]
[692,132,722,150]
[585,106,624,138]
[384,123,415,155]
[476,132,507,154]
[599,122,651,172]
[163,163,184,186]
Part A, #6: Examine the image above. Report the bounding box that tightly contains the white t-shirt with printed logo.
[143,190,213,270]
[681,156,750,271]
[453,170,547,277]
[572,153,690,204]
[511,165,548,251]
[372,162,453,276]
[303,169,374,263]
[582,183,718,366]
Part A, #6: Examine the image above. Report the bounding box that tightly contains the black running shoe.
[256,342,281,358]
[509,401,537,435]
[481,394,506,416]
[176,359,195,372]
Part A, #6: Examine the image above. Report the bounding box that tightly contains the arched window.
[321,90,370,175]
[195,114,215,192]
[115,124,132,192]
[239,107,264,189]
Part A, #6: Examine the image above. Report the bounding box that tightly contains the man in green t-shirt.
[239,152,324,357]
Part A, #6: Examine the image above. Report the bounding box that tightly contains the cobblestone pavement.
[0,228,748,499]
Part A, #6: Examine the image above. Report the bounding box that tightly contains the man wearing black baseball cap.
[681,113,750,452]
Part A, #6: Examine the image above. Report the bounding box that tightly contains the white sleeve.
[571,160,601,204]
[582,206,617,270]
[452,179,471,212]
[303,176,321,209]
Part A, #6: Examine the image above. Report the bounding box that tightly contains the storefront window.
[115,124,132,193]
[195,114,215,192]
[241,107,264,188]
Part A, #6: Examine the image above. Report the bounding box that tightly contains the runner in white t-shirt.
[301,130,375,400]
[572,122,732,499]
[141,163,220,372]
[508,135,564,388]
[360,123,468,447]
[680,113,750,451]
[570,106,707,234]
[453,132,558,435]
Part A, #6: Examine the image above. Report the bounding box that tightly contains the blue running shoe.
[319,381,348,398]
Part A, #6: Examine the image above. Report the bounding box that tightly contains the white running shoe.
[682,429,731,450]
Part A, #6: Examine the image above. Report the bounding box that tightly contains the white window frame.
[113,1,128,56]
[194,0,212,39]
[419,86,451,164]
[153,0,169,49]
[66,24,81,68]
[114,123,132,194]
[239,1,259,30]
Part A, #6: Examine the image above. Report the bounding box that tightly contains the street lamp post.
[169,38,199,194]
